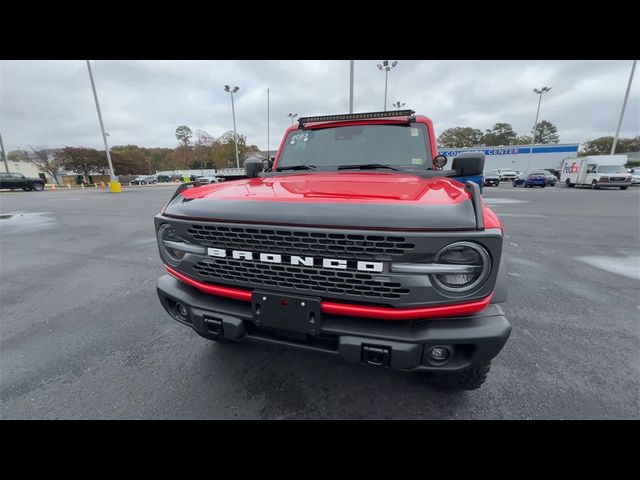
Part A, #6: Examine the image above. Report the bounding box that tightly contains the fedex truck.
[560,155,631,190]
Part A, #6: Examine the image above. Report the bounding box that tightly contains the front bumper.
[157,274,512,372]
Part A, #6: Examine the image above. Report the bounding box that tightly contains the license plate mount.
[252,291,322,335]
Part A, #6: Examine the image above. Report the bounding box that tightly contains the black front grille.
[192,258,411,300]
[185,224,415,259]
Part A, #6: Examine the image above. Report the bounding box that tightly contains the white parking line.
[574,255,640,280]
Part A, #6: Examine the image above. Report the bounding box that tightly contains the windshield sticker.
[290,132,312,144]
[412,158,423,165]
[410,128,419,137]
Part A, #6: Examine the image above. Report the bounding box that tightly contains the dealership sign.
[439,144,580,157]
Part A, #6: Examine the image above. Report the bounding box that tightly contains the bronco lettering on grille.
[207,247,383,272]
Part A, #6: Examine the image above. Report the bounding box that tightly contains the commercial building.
[439,143,580,172]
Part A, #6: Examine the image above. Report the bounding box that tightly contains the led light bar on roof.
[298,110,415,124]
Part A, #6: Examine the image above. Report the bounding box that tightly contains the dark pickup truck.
[0,172,45,191]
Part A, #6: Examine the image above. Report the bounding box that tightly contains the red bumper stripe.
[165,265,492,321]
[166,266,252,302]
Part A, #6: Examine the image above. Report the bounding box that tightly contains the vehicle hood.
[163,172,480,230]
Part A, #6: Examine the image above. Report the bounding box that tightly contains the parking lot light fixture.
[377,61,398,111]
[392,101,406,110]
[287,113,298,124]
[224,85,240,169]
[527,86,552,172]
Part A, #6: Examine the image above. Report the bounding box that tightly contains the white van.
[560,155,631,190]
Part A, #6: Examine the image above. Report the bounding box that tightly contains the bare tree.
[19,146,61,184]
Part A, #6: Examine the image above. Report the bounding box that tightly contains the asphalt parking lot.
[1,183,639,419]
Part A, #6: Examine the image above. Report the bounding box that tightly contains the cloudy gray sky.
[1,60,638,153]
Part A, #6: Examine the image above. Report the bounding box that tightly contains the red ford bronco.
[155,110,510,389]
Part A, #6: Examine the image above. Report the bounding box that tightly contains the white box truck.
[560,155,631,189]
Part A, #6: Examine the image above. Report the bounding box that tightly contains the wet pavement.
[1,184,638,419]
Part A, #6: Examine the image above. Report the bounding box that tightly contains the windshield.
[276,123,432,171]
[598,165,626,173]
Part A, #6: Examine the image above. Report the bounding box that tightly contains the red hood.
[180,172,469,205]
[165,172,483,230]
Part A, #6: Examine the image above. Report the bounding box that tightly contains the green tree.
[438,127,484,148]
[482,123,518,146]
[55,147,106,182]
[111,145,151,174]
[515,135,532,145]
[580,135,640,156]
[533,120,559,144]
[175,125,193,167]
[193,130,216,172]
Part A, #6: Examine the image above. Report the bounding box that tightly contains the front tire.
[431,361,492,390]
[620,186,628,190]
[592,180,599,189]
[565,179,574,187]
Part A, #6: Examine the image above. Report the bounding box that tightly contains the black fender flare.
[491,258,508,304]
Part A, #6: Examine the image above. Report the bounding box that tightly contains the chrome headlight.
[431,241,491,294]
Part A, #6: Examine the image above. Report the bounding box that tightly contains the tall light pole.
[0,131,9,173]
[611,59,637,155]
[288,113,298,124]
[527,86,552,172]
[377,60,398,111]
[349,60,354,113]
[86,60,117,183]
[392,101,406,110]
[224,85,240,169]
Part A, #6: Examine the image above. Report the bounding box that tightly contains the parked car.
[483,169,500,186]
[533,170,557,186]
[0,172,45,191]
[627,168,640,186]
[497,169,518,181]
[545,168,561,180]
[194,176,224,185]
[131,175,158,185]
[513,171,547,188]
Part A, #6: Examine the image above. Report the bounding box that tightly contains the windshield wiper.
[276,165,316,172]
[338,163,398,171]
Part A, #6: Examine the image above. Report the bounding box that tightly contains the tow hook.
[362,345,391,367]
[203,317,224,338]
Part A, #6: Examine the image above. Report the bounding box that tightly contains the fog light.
[427,345,451,363]
[175,303,188,320]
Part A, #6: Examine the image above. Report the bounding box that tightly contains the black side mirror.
[262,158,273,172]
[433,155,448,169]
[245,158,263,178]
[452,152,485,176]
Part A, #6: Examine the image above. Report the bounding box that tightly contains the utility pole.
[349,60,354,113]
[611,60,637,155]
[267,88,270,161]
[86,60,118,185]
[0,131,9,173]
[527,86,552,172]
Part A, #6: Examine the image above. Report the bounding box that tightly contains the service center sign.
[439,145,580,157]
